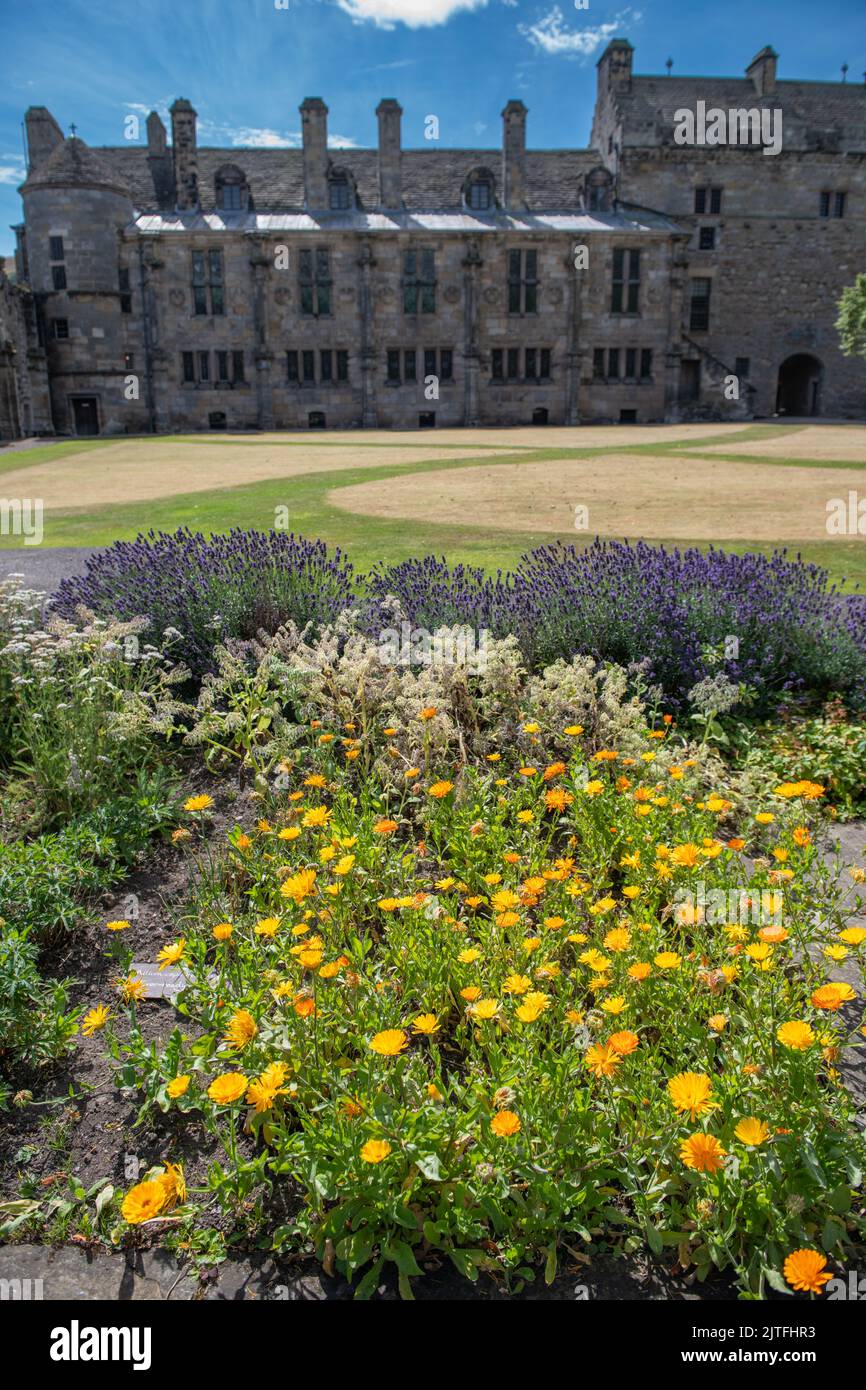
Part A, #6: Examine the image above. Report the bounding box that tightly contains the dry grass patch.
[691,425,866,462]
[330,452,866,542]
[0,442,520,511]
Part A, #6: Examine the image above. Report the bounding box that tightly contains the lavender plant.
[52,529,357,676]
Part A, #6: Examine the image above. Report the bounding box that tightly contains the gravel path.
[0,546,97,598]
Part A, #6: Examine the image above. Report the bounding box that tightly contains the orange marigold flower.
[783,1249,832,1294]
[490,1109,521,1137]
[428,780,454,799]
[680,1133,726,1173]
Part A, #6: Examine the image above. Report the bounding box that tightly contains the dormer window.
[464,169,495,213]
[585,168,613,213]
[467,177,492,211]
[329,173,353,211]
[215,164,251,212]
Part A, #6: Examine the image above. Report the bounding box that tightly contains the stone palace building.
[1,39,864,438]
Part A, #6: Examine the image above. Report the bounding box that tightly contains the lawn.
[1,422,865,587]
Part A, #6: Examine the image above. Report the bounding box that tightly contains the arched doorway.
[776,354,822,416]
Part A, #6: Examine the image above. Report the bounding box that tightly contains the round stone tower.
[20,132,136,435]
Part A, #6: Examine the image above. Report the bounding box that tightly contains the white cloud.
[519,6,640,59]
[336,0,489,29]
[196,122,358,150]
[0,158,26,186]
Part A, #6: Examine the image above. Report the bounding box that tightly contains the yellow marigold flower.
[604,927,631,953]
[622,886,641,900]
[544,915,565,932]
[302,805,332,828]
[224,1009,257,1049]
[167,1075,190,1099]
[504,973,531,995]
[280,868,317,902]
[412,1013,440,1036]
[628,962,652,981]
[278,826,301,841]
[428,781,454,799]
[470,998,500,1020]
[246,1076,288,1113]
[564,724,583,736]
[105,919,130,932]
[208,1072,249,1104]
[158,1163,186,1209]
[369,1029,408,1056]
[755,812,775,825]
[583,779,604,796]
[491,1110,521,1137]
[734,1117,770,1146]
[671,843,701,867]
[680,1133,726,1173]
[668,1071,715,1120]
[184,794,214,813]
[360,1138,392,1163]
[212,922,233,941]
[458,947,482,964]
[608,1030,640,1055]
[654,951,682,970]
[82,1004,110,1037]
[255,917,280,937]
[811,981,856,1011]
[461,985,482,1002]
[839,927,866,946]
[708,1013,728,1033]
[777,1020,815,1050]
[585,1043,621,1078]
[427,1083,444,1102]
[589,896,616,915]
[496,910,521,929]
[333,854,355,876]
[117,974,146,1004]
[745,942,772,964]
[490,889,520,911]
[157,939,186,971]
[121,1180,168,1225]
[516,1000,545,1022]
[783,1249,832,1295]
[600,995,626,1015]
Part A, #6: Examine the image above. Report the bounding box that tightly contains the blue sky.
[2,0,865,257]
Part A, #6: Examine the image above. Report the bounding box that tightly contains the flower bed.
[98,645,865,1299]
[2,570,865,1301]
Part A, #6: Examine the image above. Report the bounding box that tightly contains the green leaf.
[544,1244,558,1285]
[384,1239,423,1278]
[449,1249,482,1281]
[763,1266,793,1296]
[646,1224,664,1256]
[95,1185,115,1217]
[828,1183,852,1215]
[415,1153,443,1182]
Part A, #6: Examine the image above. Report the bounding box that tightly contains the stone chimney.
[170,99,199,210]
[596,38,634,96]
[147,111,167,155]
[746,46,778,96]
[502,100,528,208]
[376,99,403,208]
[24,107,64,171]
[300,97,329,209]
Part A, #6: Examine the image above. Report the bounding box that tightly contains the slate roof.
[21,136,131,194]
[71,145,603,214]
[617,76,866,151]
